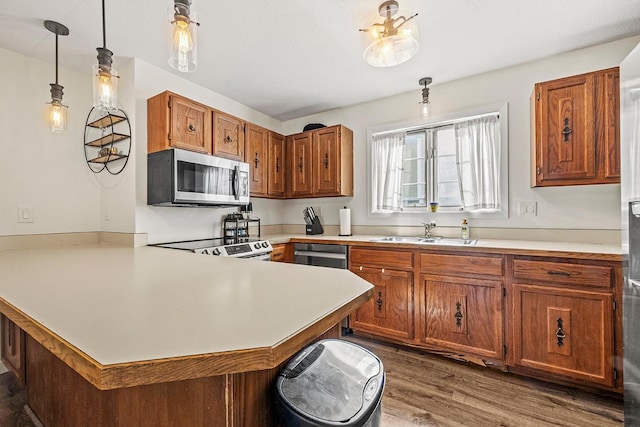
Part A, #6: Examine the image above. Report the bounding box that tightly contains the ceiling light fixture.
[360,1,419,68]
[44,20,70,133]
[169,0,199,73]
[419,77,432,120]
[93,0,118,112]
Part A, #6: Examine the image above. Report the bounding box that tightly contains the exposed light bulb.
[93,65,119,112]
[420,100,431,120]
[173,20,194,72]
[48,102,67,133]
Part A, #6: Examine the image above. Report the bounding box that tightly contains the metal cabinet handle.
[548,270,571,277]
[324,153,329,169]
[556,317,566,347]
[562,117,572,142]
[225,135,233,143]
[376,290,383,312]
[188,123,196,132]
[276,157,280,173]
[254,152,259,168]
[455,301,463,327]
[298,157,303,172]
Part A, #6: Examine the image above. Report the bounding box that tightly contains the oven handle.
[294,250,347,260]
[232,165,240,200]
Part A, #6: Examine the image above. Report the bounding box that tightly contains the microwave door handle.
[232,165,240,200]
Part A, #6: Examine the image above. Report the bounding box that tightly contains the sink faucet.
[422,221,436,238]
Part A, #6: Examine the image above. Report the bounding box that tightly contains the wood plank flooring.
[0,337,624,426]
[345,336,623,427]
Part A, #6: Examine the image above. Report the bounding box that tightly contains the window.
[369,104,508,217]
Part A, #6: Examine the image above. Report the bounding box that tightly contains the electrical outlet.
[18,206,34,223]
[517,201,537,216]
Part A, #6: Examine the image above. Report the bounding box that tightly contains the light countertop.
[0,245,373,368]
[264,233,623,257]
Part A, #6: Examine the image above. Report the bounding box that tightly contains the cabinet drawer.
[270,244,289,262]
[420,253,503,277]
[512,259,612,289]
[350,248,413,270]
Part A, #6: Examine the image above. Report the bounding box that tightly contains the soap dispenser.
[461,219,470,240]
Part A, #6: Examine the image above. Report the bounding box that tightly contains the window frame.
[367,102,509,220]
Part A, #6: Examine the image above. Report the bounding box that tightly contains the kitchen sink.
[370,236,477,246]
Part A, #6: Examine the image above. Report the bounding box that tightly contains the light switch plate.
[517,201,537,216]
[18,206,34,223]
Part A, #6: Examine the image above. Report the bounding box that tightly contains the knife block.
[306,217,324,235]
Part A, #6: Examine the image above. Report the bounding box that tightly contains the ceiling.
[1,0,640,121]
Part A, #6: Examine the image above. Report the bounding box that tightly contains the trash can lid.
[277,339,384,424]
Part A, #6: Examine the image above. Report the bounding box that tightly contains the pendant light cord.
[102,0,107,49]
[54,33,59,85]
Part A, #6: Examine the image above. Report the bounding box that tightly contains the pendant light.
[44,20,69,133]
[169,0,199,73]
[360,1,419,68]
[419,77,432,120]
[93,0,118,112]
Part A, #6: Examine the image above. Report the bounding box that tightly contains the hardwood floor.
[345,336,623,427]
[0,338,623,426]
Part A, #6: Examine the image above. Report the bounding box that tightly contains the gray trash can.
[275,339,385,427]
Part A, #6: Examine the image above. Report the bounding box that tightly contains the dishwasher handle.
[293,250,347,260]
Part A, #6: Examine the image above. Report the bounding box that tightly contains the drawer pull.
[556,317,566,347]
[547,270,572,277]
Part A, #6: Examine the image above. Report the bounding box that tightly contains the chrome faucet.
[422,221,437,238]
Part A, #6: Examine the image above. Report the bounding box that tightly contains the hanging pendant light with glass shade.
[169,0,199,73]
[419,77,432,120]
[44,20,70,133]
[360,1,419,67]
[93,0,118,112]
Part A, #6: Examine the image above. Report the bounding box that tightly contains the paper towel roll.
[339,207,351,236]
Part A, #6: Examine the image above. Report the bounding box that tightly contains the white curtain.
[454,115,501,211]
[371,131,406,211]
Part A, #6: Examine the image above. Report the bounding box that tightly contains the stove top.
[152,238,272,259]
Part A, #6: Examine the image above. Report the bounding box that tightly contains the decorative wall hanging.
[84,107,131,175]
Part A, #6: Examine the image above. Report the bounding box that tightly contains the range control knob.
[202,249,211,255]
[254,243,261,250]
[212,248,221,256]
[261,242,269,248]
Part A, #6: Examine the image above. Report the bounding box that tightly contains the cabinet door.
[512,284,614,386]
[267,132,285,198]
[598,69,620,180]
[213,112,245,161]
[287,133,313,197]
[535,74,596,185]
[170,95,211,154]
[350,266,413,340]
[312,126,341,196]
[1,315,25,386]
[246,123,268,196]
[421,275,503,359]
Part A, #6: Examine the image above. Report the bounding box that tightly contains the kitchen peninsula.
[0,245,373,426]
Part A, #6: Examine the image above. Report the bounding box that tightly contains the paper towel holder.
[339,206,352,237]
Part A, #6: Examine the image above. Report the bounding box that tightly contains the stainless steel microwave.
[147,148,250,207]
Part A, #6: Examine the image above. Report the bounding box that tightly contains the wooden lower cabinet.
[511,284,614,386]
[1,314,25,386]
[270,243,292,263]
[420,274,503,360]
[349,248,414,341]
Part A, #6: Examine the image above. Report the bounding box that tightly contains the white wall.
[280,37,640,232]
[0,47,101,236]
[132,59,285,244]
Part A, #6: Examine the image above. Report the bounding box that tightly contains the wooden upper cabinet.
[147,91,211,154]
[532,67,620,187]
[313,125,354,196]
[246,123,268,196]
[287,132,314,197]
[267,132,286,198]
[212,111,245,161]
[286,124,354,198]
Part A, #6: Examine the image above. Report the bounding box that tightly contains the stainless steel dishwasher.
[294,243,351,334]
[293,243,348,269]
